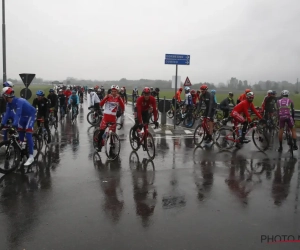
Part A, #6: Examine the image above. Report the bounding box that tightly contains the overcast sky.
[2,0,300,84]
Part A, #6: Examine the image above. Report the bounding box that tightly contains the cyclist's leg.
[277,117,285,151]
[44,118,51,143]
[23,115,35,166]
[231,111,248,143]
[54,109,58,124]
[97,115,108,149]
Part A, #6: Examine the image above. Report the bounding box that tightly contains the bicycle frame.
[225,122,257,144]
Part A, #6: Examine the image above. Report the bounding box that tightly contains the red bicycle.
[193,116,222,146]
[129,122,156,160]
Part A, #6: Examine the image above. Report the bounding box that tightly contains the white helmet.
[3,81,14,87]
[111,85,117,90]
[88,87,94,91]
[267,90,273,94]
[281,90,289,97]
[120,87,124,92]
[185,86,190,91]
[116,85,119,91]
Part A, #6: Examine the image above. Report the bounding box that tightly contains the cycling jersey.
[47,93,58,109]
[89,92,100,106]
[192,95,198,105]
[32,97,50,118]
[261,95,276,113]
[64,90,72,99]
[68,95,79,105]
[219,97,235,110]
[100,94,125,116]
[119,92,127,103]
[136,96,158,124]
[58,94,66,106]
[198,92,216,119]
[277,97,294,118]
[231,100,262,122]
[185,93,192,106]
[2,97,36,128]
[173,90,182,102]
[237,93,247,104]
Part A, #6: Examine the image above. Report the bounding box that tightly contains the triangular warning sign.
[19,73,36,87]
[183,77,192,86]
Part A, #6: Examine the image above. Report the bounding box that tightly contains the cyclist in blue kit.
[0,87,37,166]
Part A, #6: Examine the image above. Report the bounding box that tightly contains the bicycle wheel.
[183,113,195,128]
[31,133,41,158]
[145,132,155,160]
[175,111,182,125]
[105,132,121,160]
[214,127,236,150]
[193,123,206,146]
[0,141,21,174]
[129,127,140,150]
[87,111,100,126]
[252,128,269,152]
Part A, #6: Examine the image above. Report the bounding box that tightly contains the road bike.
[129,122,156,160]
[93,122,121,161]
[0,128,41,174]
[34,118,51,149]
[48,108,58,130]
[214,120,269,151]
[283,121,294,158]
[193,117,223,146]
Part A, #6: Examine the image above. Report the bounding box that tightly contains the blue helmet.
[211,89,216,94]
[72,90,76,94]
[36,90,44,96]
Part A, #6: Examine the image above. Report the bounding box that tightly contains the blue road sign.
[165,54,190,65]
[165,59,190,65]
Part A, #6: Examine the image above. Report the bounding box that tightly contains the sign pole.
[174,64,178,129]
[2,0,7,82]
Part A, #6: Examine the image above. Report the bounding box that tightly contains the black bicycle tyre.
[214,127,236,150]
[87,111,101,126]
[193,123,206,146]
[129,127,140,151]
[0,140,21,174]
[252,128,269,152]
[105,132,121,160]
[145,132,155,160]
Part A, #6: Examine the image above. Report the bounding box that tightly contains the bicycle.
[193,117,223,146]
[34,118,50,149]
[175,106,195,128]
[129,122,156,160]
[70,104,78,124]
[214,120,269,151]
[93,122,121,161]
[214,109,224,121]
[87,107,102,126]
[0,127,41,174]
[48,108,58,130]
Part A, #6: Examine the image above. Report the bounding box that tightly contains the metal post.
[174,64,178,129]
[2,0,7,82]
[161,96,166,125]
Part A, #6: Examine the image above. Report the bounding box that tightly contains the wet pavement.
[0,102,300,250]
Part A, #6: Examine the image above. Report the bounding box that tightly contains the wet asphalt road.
[0,101,300,250]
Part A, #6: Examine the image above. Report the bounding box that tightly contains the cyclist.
[96,88,103,100]
[78,87,84,104]
[95,85,125,151]
[47,89,58,127]
[58,89,67,119]
[261,90,277,120]
[230,92,262,143]
[172,87,183,109]
[219,92,235,122]
[184,86,193,111]
[190,89,198,105]
[132,87,159,139]
[64,87,72,111]
[151,87,160,102]
[68,90,79,116]
[119,87,127,104]
[276,90,298,152]
[198,85,217,144]
[88,87,101,112]
[1,81,14,115]
[237,89,251,104]
[32,90,52,144]
[0,87,36,166]
[132,87,139,102]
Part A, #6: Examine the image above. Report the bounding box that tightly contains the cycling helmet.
[120,87,124,92]
[49,89,54,92]
[36,90,45,96]
[3,81,14,87]
[190,89,196,95]
[211,89,216,94]
[72,90,76,94]
[143,87,151,94]
[2,87,14,97]
[59,89,63,92]
[179,87,183,91]
[111,85,117,90]
[185,87,190,93]
[115,85,120,91]
[88,87,94,91]
[229,92,233,96]
[245,89,251,93]
[246,91,254,101]
[200,85,208,91]
[267,90,273,95]
[281,90,289,97]
[155,87,160,92]
[97,88,101,92]
[150,87,154,91]
[272,90,277,95]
